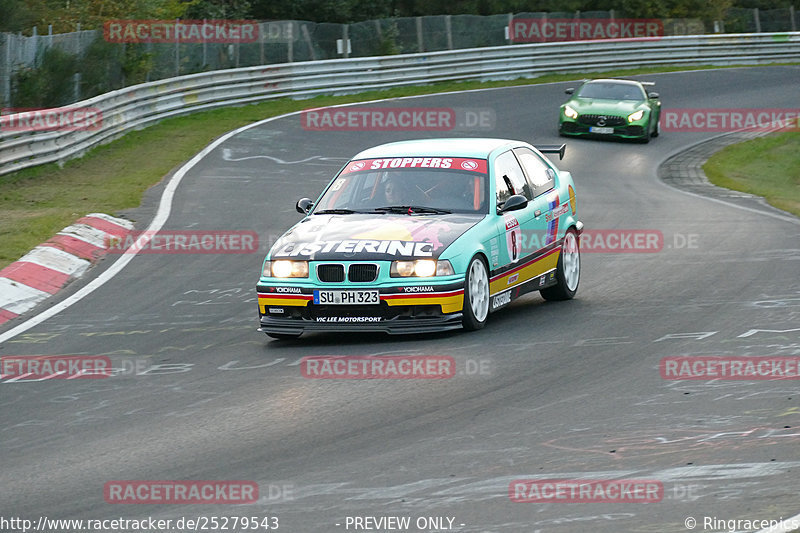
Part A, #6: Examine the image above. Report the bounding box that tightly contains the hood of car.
[566,97,645,115]
[269,213,484,261]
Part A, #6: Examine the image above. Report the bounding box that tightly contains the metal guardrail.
[1,32,799,177]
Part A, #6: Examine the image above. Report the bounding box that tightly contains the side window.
[494,171,512,208]
[514,148,555,197]
[493,150,532,205]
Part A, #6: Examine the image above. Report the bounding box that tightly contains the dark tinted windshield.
[577,82,645,101]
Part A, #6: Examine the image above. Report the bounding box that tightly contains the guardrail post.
[416,17,424,52]
[754,8,761,32]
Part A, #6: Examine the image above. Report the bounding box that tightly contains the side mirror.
[296,197,314,214]
[648,92,659,99]
[498,194,528,214]
[565,88,574,95]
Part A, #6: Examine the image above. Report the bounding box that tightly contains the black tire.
[462,255,490,331]
[540,228,580,301]
[651,119,660,138]
[266,332,302,340]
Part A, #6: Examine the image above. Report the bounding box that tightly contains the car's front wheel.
[462,255,490,330]
[651,118,660,138]
[541,228,580,301]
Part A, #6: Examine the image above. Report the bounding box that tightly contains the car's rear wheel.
[462,255,490,330]
[541,228,580,301]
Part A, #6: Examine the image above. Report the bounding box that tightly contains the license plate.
[313,290,379,305]
[590,126,614,134]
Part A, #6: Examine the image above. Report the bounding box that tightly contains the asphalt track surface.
[2,66,800,533]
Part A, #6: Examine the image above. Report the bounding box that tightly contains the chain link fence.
[1,7,798,109]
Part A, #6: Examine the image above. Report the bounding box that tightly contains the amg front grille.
[348,263,378,282]
[578,114,626,126]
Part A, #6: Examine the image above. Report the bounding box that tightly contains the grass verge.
[0,64,794,269]
[703,131,800,217]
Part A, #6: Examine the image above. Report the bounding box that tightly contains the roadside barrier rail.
[1,32,798,176]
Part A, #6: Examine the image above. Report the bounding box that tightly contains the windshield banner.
[341,157,488,175]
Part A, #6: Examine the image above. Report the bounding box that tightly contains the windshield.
[577,82,645,101]
[314,157,489,214]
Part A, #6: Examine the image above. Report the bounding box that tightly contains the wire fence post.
[754,8,762,32]
[791,6,797,31]
[287,22,294,62]
[175,18,180,76]
[1,34,10,108]
[416,17,424,52]
[445,15,453,50]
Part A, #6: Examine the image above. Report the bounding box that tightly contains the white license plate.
[590,126,614,134]
[313,290,379,305]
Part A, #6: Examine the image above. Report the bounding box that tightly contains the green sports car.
[559,79,661,143]
[256,138,583,339]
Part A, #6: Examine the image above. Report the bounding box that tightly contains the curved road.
[2,66,800,533]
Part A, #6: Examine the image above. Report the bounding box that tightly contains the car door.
[492,150,542,272]
[512,147,556,255]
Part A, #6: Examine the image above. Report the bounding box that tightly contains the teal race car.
[256,138,582,339]
[559,79,661,143]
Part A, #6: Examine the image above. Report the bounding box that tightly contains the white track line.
[0,110,296,345]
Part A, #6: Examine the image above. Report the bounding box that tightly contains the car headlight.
[263,260,309,278]
[564,105,579,119]
[627,110,645,122]
[390,259,455,277]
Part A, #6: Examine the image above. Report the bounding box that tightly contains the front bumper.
[559,117,647,139]
[256,281,465,335]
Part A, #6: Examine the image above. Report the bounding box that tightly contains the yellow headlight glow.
[628,110,644,122]
[564,105,579,119]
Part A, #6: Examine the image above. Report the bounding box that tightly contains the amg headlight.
[627,110,645,122]
[264,260,309,278]
[390,259,454,277]
[564,105,579,119]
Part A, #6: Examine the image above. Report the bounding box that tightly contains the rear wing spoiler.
[535,144,566,160]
